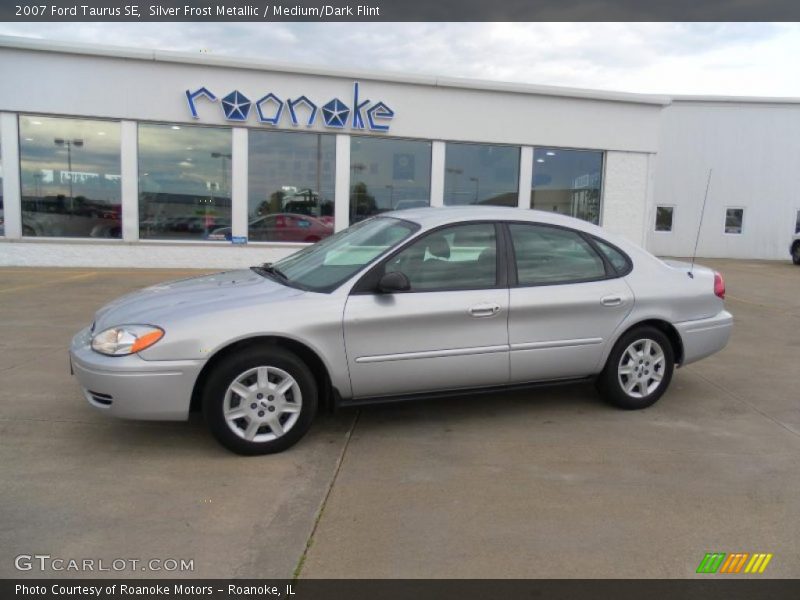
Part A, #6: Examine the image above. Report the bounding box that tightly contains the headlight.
[91,325,164,356]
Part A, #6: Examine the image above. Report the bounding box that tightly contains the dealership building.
[0,35,798,268]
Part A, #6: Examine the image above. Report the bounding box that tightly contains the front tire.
[202,346,318,455]
[597,326,674,410]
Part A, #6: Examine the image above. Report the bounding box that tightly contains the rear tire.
[597,326,674,410]
[202,346,317,455]
[792,242,800,265]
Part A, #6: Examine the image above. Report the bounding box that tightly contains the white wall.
[0,44,663,152]
[0,240,299,269]
[602,151,654,247]
[649,101,800,260]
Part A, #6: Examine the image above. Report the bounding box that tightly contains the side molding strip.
[510,337,603,351]
[356,344,510,364]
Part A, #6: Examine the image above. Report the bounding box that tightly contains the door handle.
[601,295,623,307]
[469,303,501,317]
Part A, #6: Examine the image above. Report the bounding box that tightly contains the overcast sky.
[2,22,800,96]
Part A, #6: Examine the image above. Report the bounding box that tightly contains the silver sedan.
[70,207,733,454]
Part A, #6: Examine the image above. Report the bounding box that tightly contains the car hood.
[92,269,303,331]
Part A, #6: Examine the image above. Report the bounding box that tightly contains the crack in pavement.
[293,409,361,580]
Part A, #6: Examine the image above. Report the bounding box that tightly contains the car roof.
[382,206,607,236]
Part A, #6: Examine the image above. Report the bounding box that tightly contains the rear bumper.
[70,327,204,421]
[675,310,733,366]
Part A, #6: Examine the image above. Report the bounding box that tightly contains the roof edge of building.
[0,34,672,106]
[671,94,800,105]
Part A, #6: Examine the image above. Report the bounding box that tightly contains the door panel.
[343,221,509,399]
[509,280,632,382]
[344,289,509,398]
[506,222,633,382]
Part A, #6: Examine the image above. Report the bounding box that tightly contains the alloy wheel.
[617,338,666,399]
[223,366,302,442]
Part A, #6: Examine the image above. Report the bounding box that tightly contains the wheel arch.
[190,335,335,414]
[606,318,685,368]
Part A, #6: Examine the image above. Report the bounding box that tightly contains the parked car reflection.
[211,213,334,243]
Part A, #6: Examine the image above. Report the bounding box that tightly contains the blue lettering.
[185,87,217,119]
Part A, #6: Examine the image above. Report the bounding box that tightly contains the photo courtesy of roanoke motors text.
[1,0,799,598]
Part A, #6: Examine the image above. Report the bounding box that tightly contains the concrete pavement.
[0,259,798,578]
[300,258,800,578]
[0,268,356,579]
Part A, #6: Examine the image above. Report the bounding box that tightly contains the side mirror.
[377,271,411,293]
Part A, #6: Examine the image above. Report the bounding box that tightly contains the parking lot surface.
[0,259,798,578]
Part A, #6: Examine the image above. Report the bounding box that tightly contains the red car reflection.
[211,213,333,243]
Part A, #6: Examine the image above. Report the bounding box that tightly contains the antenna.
[689,169,713,277]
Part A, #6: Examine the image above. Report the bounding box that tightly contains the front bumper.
[675,310,733,366]
[70,327,205,421]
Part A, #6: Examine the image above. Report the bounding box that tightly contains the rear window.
[593,238,632,275]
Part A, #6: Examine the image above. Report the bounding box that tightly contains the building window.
[19,115,121,238]
[139,124,232,241]
[350,136,431,223]
[444,142,519,206]
[531,148,603,224]
[725,208,744,235]
[248,131,335,243]
[655,206,674,232]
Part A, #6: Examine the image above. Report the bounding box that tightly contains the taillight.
[714,271,725,299]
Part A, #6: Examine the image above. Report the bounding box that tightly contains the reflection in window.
[274,217,418,293]
[19,115,121,238]
[139,124,232,241]
[444,143,519,207]
[532,148,603,224]
[593,238,630,274]
[725,208,744,234]
[350,137,431,223]
[509,223,605,285]
[248,131,335,243]
[655,206,674,232]
[386,223,497,291]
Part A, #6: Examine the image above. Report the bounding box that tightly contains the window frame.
[654,205,675,233]
[348,134,434,224]
[17,113,124,240]
[723,207,745,235]
[443,141,521,207]
[246,128,336,245]
[502,220,629,288]
[530,146,606,226]
[350,220,508,295]
[590,234,633,277]
[137,120,234,242]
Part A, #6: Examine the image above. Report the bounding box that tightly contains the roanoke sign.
[185,82,394,132]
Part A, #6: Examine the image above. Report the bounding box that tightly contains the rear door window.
[509,223,606,285]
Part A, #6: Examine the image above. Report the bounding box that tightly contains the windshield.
[270,217,419,292]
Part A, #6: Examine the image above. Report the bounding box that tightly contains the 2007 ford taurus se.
[70,207,733,455]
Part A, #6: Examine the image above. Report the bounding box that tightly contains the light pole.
[54,137,84,212]
[210,152,232,195]
[469,177,480,203]
[446,167,462,203]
